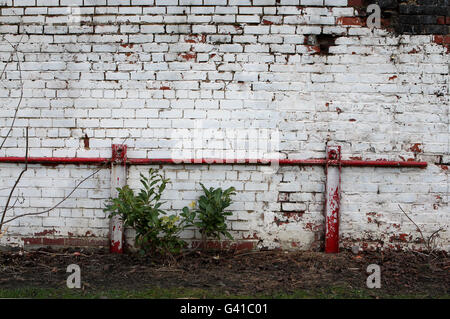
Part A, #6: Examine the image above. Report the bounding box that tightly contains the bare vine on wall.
[0,35,113,238]
[398,205,445,260]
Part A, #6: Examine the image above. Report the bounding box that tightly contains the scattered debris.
[0,248,448,296]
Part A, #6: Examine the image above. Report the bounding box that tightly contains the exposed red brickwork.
[337,17,364,26]
[190,240,256,251]
[184,34,206,44]
[347,0,364,7]
[179,53,197,61]
[23,237,109,248]
[433,35,450,53]
[409,143,423,154]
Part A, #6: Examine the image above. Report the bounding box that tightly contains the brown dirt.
[0,248,448,297]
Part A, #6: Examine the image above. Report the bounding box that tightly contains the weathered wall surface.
[0,0,448,251]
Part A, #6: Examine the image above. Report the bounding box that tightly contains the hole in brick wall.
[316,34,337,55]
[83,134,90,149]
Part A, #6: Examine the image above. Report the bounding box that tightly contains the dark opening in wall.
[316,34,337,55]
[83,134,90,149]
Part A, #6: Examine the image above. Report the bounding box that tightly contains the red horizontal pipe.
[128,158,427,168]
[0,156,109,165]
[341,160,427,168]
[128,158,328,165]
[0,156,428,168]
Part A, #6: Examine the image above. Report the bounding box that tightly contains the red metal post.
[109,144,127,253]
[324,145,341,253]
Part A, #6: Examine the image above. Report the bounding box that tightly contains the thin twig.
[0,36,25,151]
[398,205,427,248]
[398,204,444,257]
[4,194,25,212]
[174,249,196,260]
[33,250,90,257]
[0,161,109,228]
[427,228,444,255]
[0,35,122,235]
[153,267,184,272]
[0,127,28,232]
[0,133,128,228]
[0,35,24,81]
[233,250,272,258]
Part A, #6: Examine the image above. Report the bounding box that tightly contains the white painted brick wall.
[0,2,448,251]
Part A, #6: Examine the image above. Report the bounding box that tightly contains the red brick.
[184,34,206,44]
[337,17,362,26]
[347,0,363,6]
[65,237,109,247]
[23,237,43,245]
[232,241,255,251]
[179,53,197,61]
[306,45,321,54]
[191,240,221,250]
[42,238,65,246]
[380,18,390,27]
[434,35,444,44]
[190,240,255,251]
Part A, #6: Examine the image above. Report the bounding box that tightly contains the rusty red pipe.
[128,158,328,165]
[0,156,428,168]
[340,159,427,168]
[127,158,427,168]
[0,156,109,165]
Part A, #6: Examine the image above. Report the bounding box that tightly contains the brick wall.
[0,0,448,251]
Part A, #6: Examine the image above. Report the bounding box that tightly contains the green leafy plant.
[104,168,195,255]
[192,183,236,245]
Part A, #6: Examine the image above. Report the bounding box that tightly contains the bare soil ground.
[0,248,448,298]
